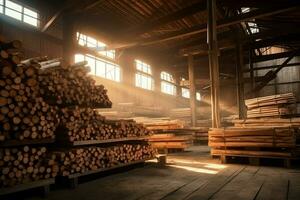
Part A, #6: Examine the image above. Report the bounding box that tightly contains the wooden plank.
[67,159,149,179]
[71,136,150,146]
[186,165,245,200]
[210,166,262,200]
[255,176,289,200]
[288,173,300,200]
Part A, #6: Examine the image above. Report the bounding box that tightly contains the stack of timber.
[54,144,156,176]
[0,146,58,188]
[38,60,112,108]
[232,117,300,128]
[57,107,152,143]
[193,127,209,144]
[132,117,185,130]
[209,127,300,160]
[149,133,192,151]
[0,39,61,193]
[245,93,296,118]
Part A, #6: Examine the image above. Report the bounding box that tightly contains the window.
[182,88,201,101]
[182,88,190,98]
[161,71,176,95]
[247,22,259,34]
[75,54,121,82]
[77,32,115,59]
[1,0,39,27]
[135,60,153,90]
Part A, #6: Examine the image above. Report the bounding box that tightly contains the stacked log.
[38,60,112,108]
[54,144,156,176]
[245,93,296,118]
[0,40,59,142]
[0,146,58,188]
[58,107,152,142]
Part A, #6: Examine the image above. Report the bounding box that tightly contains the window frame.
[1,0,39,27]
[160,71,176,95]
[135,59,154,90]
[74,54,121,82]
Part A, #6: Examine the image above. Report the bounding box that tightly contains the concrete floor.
[11,146,300,200]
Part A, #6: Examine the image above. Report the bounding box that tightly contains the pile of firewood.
[57,107,152,142]
[0,146,58,187]
[0,40,59,142]
[38,59,112,108]
[54,144,156,176]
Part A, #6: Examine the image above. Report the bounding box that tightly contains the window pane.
[0,0,3,5]
[182,88,190,98]
[23,15,38,26]
[74,54,84,63]
[24,7,37,18]
[85,56,96,75]
[6,0,22,12]
[0,5,3,13]
[5,8,22,20]
[96,60,105,77]
[196,92,201,101]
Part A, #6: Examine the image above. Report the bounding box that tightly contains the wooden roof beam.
[122,1,207,37]
[136,5,300,47]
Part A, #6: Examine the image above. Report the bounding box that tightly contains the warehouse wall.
[244,47,300,113]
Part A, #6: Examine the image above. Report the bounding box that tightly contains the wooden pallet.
[0,178,54,197]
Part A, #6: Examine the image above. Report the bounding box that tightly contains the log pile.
[0,146,58,188]
[38,60,112,108]
[245,93,296,118]
[57,107,152,142]
[0,40,59,142]
[54,144,156,176]
[209,127,300,158]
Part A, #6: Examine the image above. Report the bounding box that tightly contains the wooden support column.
[249,49,255,96]
[236,42,246,119]
[188,54,197,127]
[63,13,77,64]
[207,0,221,128]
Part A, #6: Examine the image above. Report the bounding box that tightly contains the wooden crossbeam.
[137,5,299,46]
[122,1,207,36]
[249,50,300,94]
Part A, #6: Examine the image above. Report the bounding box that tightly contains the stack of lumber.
[232,117,300,128]
[149,134,192,150]
[209,127,300,158]
[38,59,112,108]
[0,41,59,142]
[57,107,152,142]
[54,144,156,176]
[0,146,58,188]
[245,93,296,118]
[132,117,185,130]
[193,127,209,143]
[0,39,61,190]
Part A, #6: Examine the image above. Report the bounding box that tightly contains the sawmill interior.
[1,0,300,199]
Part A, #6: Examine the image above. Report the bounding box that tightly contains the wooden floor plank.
[210,166,261,200]
[255,176,288,200]
[185,165,245,200]
[287,173,300,200]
